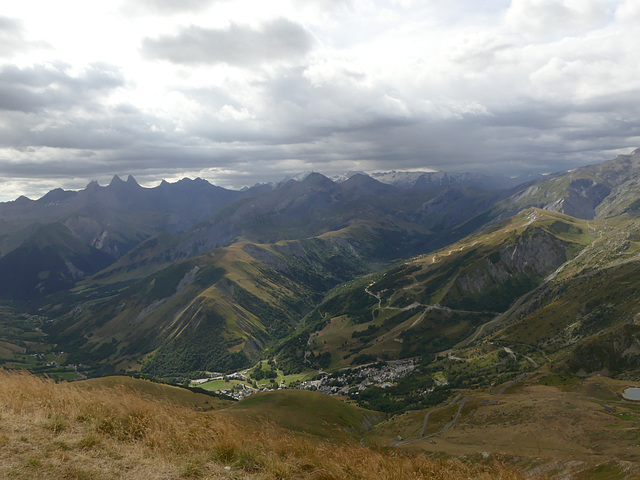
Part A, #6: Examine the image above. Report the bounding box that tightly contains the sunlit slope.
[0,369,524,480]
[365,373,640,478]
[287,208,592,369]
[489,214,640,376]
[218,389,385,439]
[49,233,370,376]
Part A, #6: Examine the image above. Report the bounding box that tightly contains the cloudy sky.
[1,0,639,200]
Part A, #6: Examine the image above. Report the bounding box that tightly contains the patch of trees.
[351,353,377,365]
[250,363,278,380]
[351,324,380,339]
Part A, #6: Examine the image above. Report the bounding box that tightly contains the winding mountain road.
[391,394,469,447]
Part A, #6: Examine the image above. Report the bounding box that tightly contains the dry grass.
[0,369,524,479]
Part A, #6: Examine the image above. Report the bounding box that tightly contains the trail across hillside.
[391,373,529,448]
[391,394,469,447]
[431,241,479,264]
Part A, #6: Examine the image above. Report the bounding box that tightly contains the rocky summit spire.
[109,175,124,187]
[126,175,140,187]
[85,179,100,190]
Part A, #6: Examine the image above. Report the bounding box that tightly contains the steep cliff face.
[456,227,570,297]
[553,179,612,219]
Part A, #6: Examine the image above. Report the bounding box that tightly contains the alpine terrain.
[2,150,640,478]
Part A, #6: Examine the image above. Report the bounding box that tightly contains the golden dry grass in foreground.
[0,370,525,479]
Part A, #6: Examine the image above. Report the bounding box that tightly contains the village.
[193,359,417,401]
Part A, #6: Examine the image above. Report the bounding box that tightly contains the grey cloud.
[190,66,415,145]
[0,62,163,154]
[0,63,124,113]
[0,17,29,57]
[2,51,639,197]
[157,62,640,180]
[142,19,315,66]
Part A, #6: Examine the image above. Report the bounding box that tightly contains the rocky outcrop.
[456,228,569,296]
[552,179,611,219]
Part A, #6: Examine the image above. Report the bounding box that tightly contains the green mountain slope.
[39,175,512,377]
[280,208,593,370]
[219,389,385,439]
[47,232,374,376]
[488,214,640,376]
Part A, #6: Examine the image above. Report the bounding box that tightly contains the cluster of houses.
[193,359,417,401]
[299,359,416,396]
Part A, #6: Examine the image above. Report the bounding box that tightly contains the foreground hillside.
[366,370,640,478]
[0,370,523,480]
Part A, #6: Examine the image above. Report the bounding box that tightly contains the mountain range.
[3,150,640,475]
[1,151,639,378]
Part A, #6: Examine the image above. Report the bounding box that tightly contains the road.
[391,394,469,447]
[391,372,529,448]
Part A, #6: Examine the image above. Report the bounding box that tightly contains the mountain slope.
[100,172,507,283]
[0,222,114,300]
[47,232,374,376]
[178,172,513,256]
[489,214,640,376]
[491,148,640,221]
[279,208,592,370]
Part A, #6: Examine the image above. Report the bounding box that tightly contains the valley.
[2,150,640,478]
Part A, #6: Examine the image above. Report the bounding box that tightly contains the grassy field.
[76,375,233,411]
[0,369,526,479]
[365,373,640,479]
[218,389,385,439]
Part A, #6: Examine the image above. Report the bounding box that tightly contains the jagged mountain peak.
[109,175,125,186]
[301,172,333,184]
[38,188,75,204]
[341,173,395,195]
[126,175,139,186]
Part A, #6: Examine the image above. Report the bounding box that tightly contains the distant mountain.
[48,233,373,374]
[368,170,534,190]
[7,149,640,380]
[0,176,265,299]
[491,148,640,220]
[168,172,507,261]
[0,175,249,261]
[37,172,516,374]
[273,149,640,379]
[0,222,114,300]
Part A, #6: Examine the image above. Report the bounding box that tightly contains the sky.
[0,0,639,200]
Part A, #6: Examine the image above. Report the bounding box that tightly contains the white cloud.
[505,0,610,38]
[615,0,640,22]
